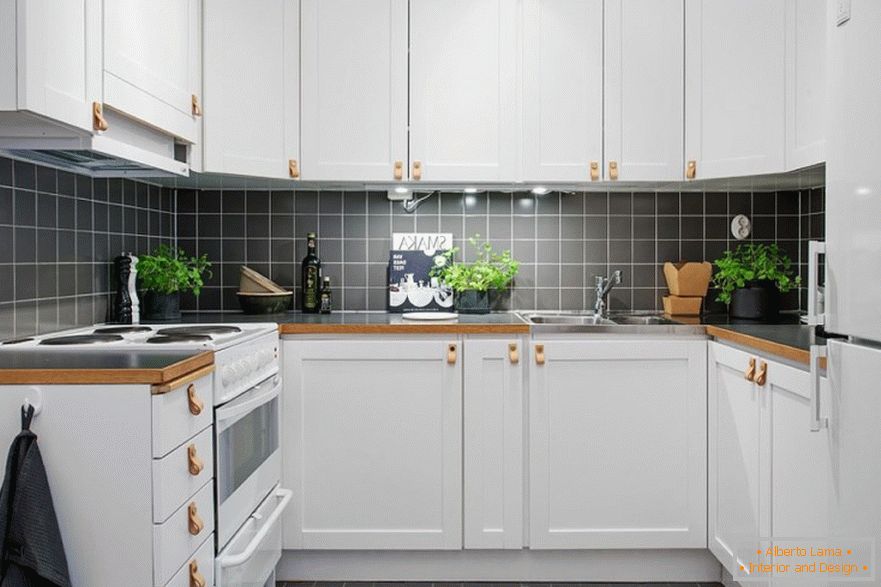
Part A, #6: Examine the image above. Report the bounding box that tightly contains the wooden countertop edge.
[706,325,818,366]
[0,351,215,385]
[278,323,530,335]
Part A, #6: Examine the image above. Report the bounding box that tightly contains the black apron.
[0,405,71,587]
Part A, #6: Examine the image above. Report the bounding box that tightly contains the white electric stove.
[0,323,280,406]
[0,321,288,586]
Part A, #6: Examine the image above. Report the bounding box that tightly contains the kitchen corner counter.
[704,322,824,365]
[0,350,214,385]
[277,312,530,335]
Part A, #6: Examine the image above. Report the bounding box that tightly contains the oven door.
[216,485,292,587]
[215,374,281,548]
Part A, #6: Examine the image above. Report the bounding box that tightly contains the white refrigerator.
[813,1,881,584]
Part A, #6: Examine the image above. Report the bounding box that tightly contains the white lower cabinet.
[529,339,708,549]
[464,338,525,549]
[709,341,833,580]
[282,338,463,549]
[0,376,214,587]
[708,342,769,576]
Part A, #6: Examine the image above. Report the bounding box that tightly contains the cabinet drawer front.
[152,373,213,458]
[153,480,215,586]
[162,533,214,587]
[153,426,214,523]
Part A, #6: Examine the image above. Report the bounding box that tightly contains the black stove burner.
[146,334,213,344]
[93,326,154,334]
[1,338,34,345]
[39,334,125,346]
[156,326,242,336]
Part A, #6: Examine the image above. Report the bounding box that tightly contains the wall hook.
[23,386,42,416]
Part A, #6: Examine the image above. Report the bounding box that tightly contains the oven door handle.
[216,376,280,432]
[218,487,293,569]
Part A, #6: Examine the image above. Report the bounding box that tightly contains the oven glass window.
[218,396,279,503]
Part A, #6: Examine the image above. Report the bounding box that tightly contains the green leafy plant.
[431,235,519,293]
[137,244,212,296]
[712,243,800,305]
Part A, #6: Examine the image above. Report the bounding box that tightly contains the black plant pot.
[729,280,781,321]
[143,291,182,322]
[455,290,491,314]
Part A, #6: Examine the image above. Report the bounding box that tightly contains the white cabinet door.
[522,0,603,182]
[203,0,299,178]
[103,0,200,142]
[605,0,684,181]
[708,342,770,578]
[784,0,826,170]
[300,0,407,181]
[767,357,833,584]
[685,0,786,179]
[282,338,462,550]
[409,0,519,182]
[464,338,524,549]
[5,0,101,132]
[529,339,707,549]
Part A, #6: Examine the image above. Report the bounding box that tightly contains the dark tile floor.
[279,582,723,587]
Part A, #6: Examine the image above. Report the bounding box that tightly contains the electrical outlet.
[837,0,851,26]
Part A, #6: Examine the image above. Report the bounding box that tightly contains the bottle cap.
[306,232,317,238]
[323,276,331,283]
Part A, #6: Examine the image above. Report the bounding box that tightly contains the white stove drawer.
[153,426,214,523]
[152,372,213,458]
[216,486,292,587]
[153,480,215,586]
[162,534,214,587]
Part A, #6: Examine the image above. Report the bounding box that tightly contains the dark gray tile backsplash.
[0,156,174,340]
[0,156,824,334]
[180,187,824,315]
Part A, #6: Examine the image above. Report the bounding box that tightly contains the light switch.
[837,0,851,26]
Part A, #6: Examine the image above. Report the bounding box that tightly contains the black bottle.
[319,277,333,314]
[301,232,321,313]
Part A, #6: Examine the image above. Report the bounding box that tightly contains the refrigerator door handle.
[810,345,828,432]
[807,241,826,326]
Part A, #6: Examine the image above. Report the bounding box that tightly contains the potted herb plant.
[137,244,212,321]
[432,236,519,314]
[712,243,800,320]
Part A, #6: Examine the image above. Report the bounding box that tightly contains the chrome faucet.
[593,270,623,316]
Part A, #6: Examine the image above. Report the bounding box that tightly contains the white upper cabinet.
[685,0,786,179]
[464,339,524,549]
[522,0,603,182]
[0,0,101,133]
[300,0,408,181]
[203,0,299,179]
[103,0,201,143]
[409,0,519,182]
[604,0,685,181]
[784,0,826,170]
[529,339,707,549]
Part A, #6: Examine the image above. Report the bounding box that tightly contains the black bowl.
[237,292,293,314]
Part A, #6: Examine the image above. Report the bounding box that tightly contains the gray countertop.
[165,310,823,360]
[173,311,527,326]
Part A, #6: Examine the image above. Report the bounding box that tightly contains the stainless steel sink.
[525,314,616,326]
[516,311,706,335]
[607,314,678,326]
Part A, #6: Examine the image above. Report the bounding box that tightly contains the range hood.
[0,109,191,178]
[1,149,182,178]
